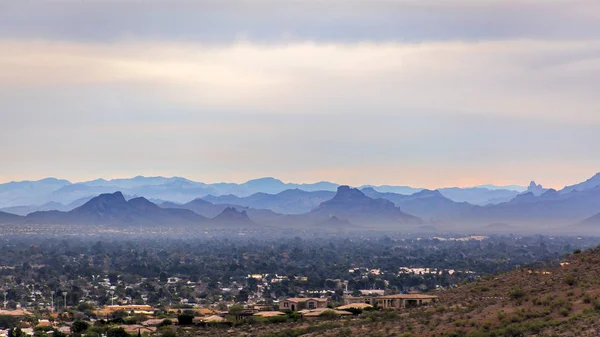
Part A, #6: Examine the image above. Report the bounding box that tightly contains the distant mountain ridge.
[305,186,422,227]
[0,187,423,230]
[2,175,600,233]
[23,192,206,227]
[3,172,600,233]
[0,175,532,209]
[5,191,269,229]
[202,189,336,214]
[361,188,474,221]
[561,173,600,194]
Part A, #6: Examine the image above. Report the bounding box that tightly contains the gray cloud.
[1,1,600,187]
[1,1,600,43]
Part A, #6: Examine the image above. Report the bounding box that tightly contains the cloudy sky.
[1,0,599,189]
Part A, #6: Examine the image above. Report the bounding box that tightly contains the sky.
[1,0,600,189]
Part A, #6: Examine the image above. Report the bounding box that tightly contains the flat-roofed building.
[344,293,437,309]
[376,294,437,309]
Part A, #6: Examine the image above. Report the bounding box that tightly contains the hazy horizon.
[1,171,598,191]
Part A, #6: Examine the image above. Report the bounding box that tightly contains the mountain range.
[0,187,424,230]
[8,191,264,229]
[2,172,600,233]
[0,176,527,210]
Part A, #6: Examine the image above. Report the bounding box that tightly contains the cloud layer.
[0,1,599,188]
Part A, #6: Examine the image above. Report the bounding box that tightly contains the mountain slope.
[203,189,336,214]
[209,207,258,228]
[439,187,519,205]
[160,198,285,227]
[307,186,421,227]
[24,192,206,227]
[0,211,23,224]
[0,178,72,208]
[561,172,600,194]
[471,186,600,226]
[0,201,69,216]
[579,212,600,227]
[161,198,227,218]
[361,188,474,221]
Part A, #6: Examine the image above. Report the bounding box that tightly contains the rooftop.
[379,294,438,300]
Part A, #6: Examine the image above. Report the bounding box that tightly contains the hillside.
[270,246,600,337]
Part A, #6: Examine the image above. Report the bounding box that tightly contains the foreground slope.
[285,247,600,337]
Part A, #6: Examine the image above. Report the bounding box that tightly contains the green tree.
[157,319,172,327]
[236,289,249,303]
[72,320,90,334]
[228,304,244,321]
[0,316,19,329]
[8,327,23,337]
[106,327,129,337]
[177,313,194,326]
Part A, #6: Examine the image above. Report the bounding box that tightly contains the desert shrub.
[454,320,468,327]
[157,319,172,327]
[565,274,577,286]
[466,331,489,337]
[337,328,352,337]
[509,288,525,300]
[268,315,289,324]
[157,326,176,337]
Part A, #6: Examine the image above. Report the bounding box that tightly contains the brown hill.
[261,246,600,337]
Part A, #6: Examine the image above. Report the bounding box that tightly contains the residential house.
[344,294,437,309]
[278,298,328,311]
[376,294,438,309]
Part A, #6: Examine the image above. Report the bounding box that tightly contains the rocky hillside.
[263,246,600,337]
